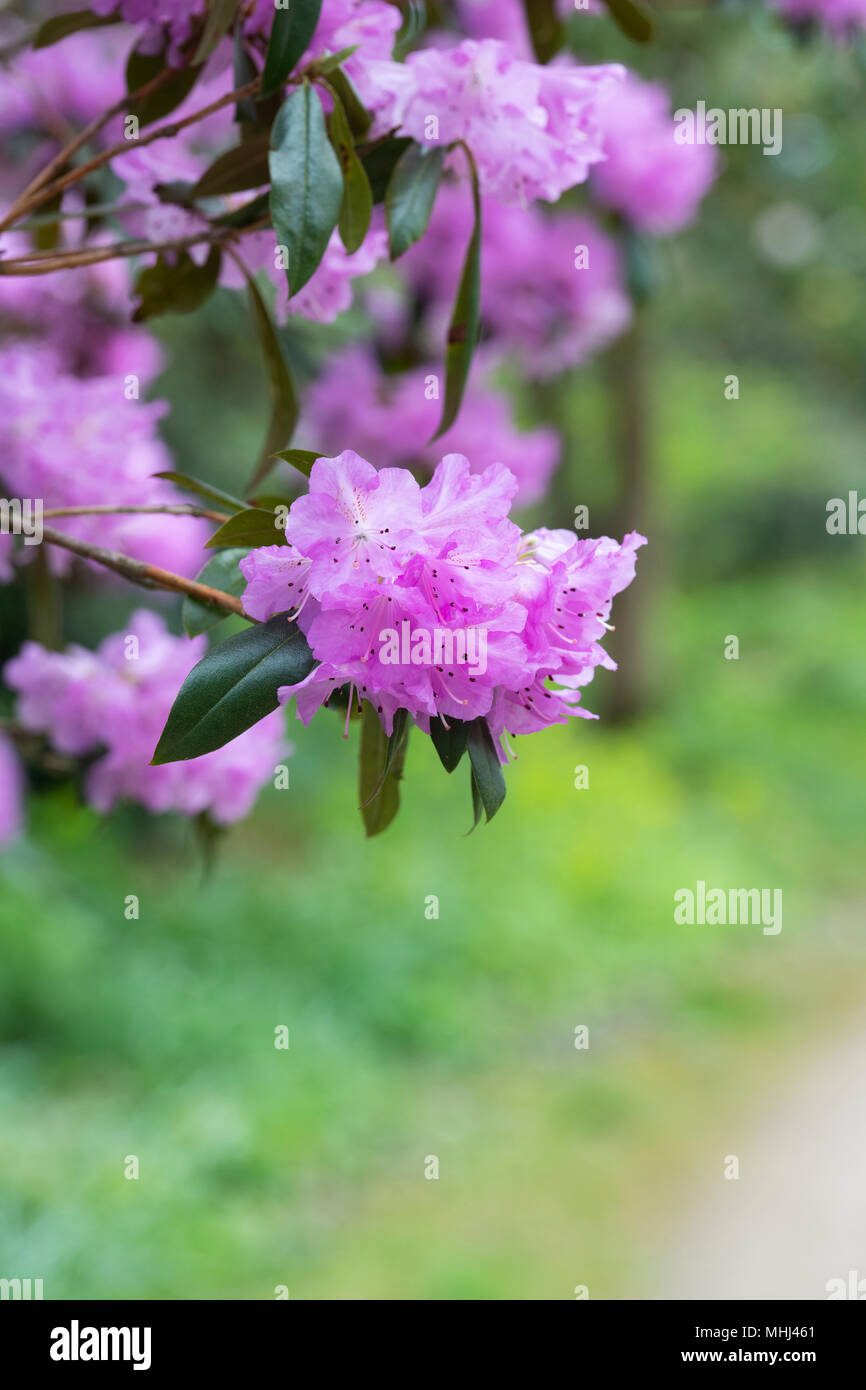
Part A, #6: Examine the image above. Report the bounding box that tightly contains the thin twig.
[0,216,270,275]
[6,76,262,227]
[42,504,230,523]
[40,527,249,617]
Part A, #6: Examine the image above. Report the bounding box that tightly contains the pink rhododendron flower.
[772,0,866,34]
[90,0,206,64]
[302,345,560,504]
[0,344,207,580]
[229,225,388,323]
[591,74,718,235]
[375,38,623,204]
[5,610,287,824]
[0,733,23,846]
[240,452,645,747]
[0,27,127,134]
[402,184,631,373]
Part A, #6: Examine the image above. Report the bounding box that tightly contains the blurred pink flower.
[0,733,23,847]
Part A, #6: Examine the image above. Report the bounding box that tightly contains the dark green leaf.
[269,82,343,295]
[394,0,427,60]
[431,145,481,441]
[33,10,120,48]
[193,133,270,198]
[361,136,413,203]
[600,0,654,42]
[261,0,323,97]
[152,614,315,763]
[240,270,299,492]
[466,717,506,823]
[328,89,372,253]
[126,48,203,127]
[429,715,468,774]
[182,547,249,637]
[522,0,563,63]
[324,67,371,137]
[193,0,238,64]
[212,191,270,228]
[468,769,484,834]
[233,28,258,124]
[131,246,221,321]
[273,448,323,479]
[153,472,247,513]
[205,507,289,550]
[385,141,445,260]
[311,45,360,76]
[359,702,409,837]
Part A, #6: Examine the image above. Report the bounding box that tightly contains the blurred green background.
[1,4,866,1299]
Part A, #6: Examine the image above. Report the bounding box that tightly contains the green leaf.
[182,548,250,637]
[394,0,427,60]
[153,472,247,513]
[261,0,323,97]
[328,89,372,253]
[324,67,371,137]
[240,270,299,493]
[193,0,239,64]
[212,191,270,229]
[522,0,564,63]
[468,769,484,834]
[385,141,446,260]
[273,448,323,479]
[269,81,343,295]
[310,46,360,77]
[359,702,409,837]
[361,136,413,203]
[600,0,654,42]
[205,507,289,550]
[466,717,506,823]
[192,133,270,198]
[126,48,203,127]
[429,716,468,774]
[152,615,314,764]
[431,145,481,441]
[131,247,222,321]
[33,10,120,48]
[233,28,258,125]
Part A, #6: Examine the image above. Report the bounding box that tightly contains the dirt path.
[650,1010,866,1300]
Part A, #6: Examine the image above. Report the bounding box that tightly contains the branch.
[40,527,249,618]
[43,504,229,523]
[0,61,186,233]
[4,76,263,227]
[0,217,270,275]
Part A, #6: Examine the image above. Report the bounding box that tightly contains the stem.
[4,76,262,228]
[0,61,185,233]
[0,218,270,275]
[27,546,63,651]
[42,504,230,523]
[40,527,249,618]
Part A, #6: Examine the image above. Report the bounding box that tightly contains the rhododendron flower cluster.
[240,453,645,748]
[5,611,287,824]
[772,0,866,34]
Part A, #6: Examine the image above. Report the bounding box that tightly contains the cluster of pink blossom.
[772,0,866,34]
[4,610,287,824]
[590,74,719,236]
[0,343,206,579]
[240,452,645,750]
[402,184,632,374]
[375,38,624,205]
[302,345,560,505]
[90,0,206,65]
[231,223,389,324]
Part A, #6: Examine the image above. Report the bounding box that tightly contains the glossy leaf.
[153,472,247,513]
[152,615,314,763]
[361,136,413,203]
[205,507,289,550]
[272,448,323,479]
[431,145,481,441]
[193,0,238,64]
[466,717,506,823]
[240,268,299,493]
[193,133,270,198]
[600,0,654,42]
[261,0,323,97]
[328,89,372,253]
[126,48,202,127]
[522,0,563,63]
[385,141,446,260]
[182,548,249,637]
[269,81,343,295]
[34,10,120,47]
[131,247,221,321]
[359,702,409,837]
[429,716,468,774]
